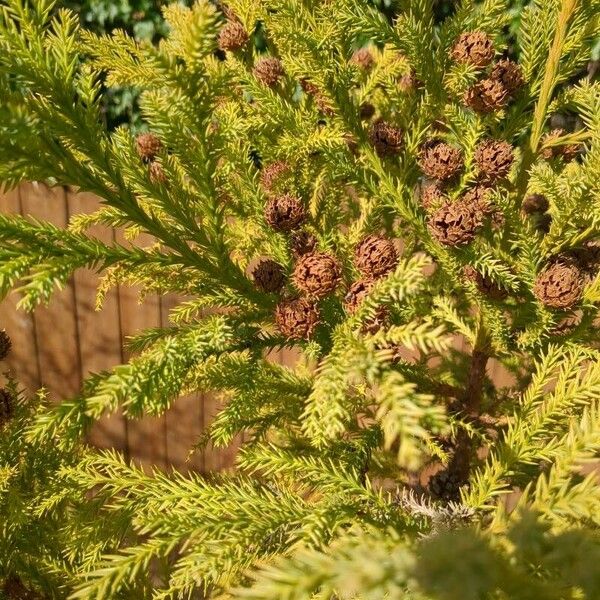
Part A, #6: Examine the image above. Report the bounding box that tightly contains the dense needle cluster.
[0,1,600,599]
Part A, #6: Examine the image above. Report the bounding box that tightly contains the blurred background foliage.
[62,0,599,130]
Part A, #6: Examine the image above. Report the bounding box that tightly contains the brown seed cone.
[344,280,389,333]
[253,57,285,87]
[149,161,167,184]
[355,235,399,280]
[474,139,514,181]
[252,259,286,293]
[398,70,421,92]
[344,279,374,313]
[359,102,376,120]
[351,48,375,70]
[218,20,249,51]
[314,92,335,116]
[300,78,320,96]
[0,330,11,361]
[541,129,580,161]
[429,468,462,502]
[537,213,552,235]
[464,78,509,113]
[463,265,507,300]
[418,140,464,181]
[551,311,583,336]
[275,298,320,340]
[290,230,317,258]
[0,388,13,427]
[462,185,493,214]
[265,194,306,232]
[522,193,549,215]
[533,259,584,310]
[490,59,525,94]
[368,121,404,157]
[136,133,163,162]
[293,252,341,299]
[428,200,484,246]
[420,182,447,213]
[450,31,495,67]
[260,161,291,194]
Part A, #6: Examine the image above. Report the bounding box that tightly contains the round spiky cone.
[428,200,484,246]
[136,133,163,162]
[290,230,317,258]
[522,193,549,215]
[253,57,285,87]
[450,31,495,67]
[252,259,286,293]
[464,79,509,113]
[350,47,374,70]
[474,139,514,181]
[534,259,584,310]
[218,20,248,52]
[463,265,507,300]
[275,298,320,340]
[420,182,446,213]
[293,252,341,299]
[354,235,398,280]
[419,140,463,181]
[490,59,524,94]
[368,121,403,157]
[265,194,306,232]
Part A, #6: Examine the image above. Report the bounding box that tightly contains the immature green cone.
[0,330,11,360]
[293,252,341,299]
[275,298,320,340]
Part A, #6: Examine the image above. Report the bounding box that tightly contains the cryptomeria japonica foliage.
[1,0,600,598]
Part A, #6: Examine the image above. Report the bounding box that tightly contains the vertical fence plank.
[115,228,168,470]
[67,190,129,454]
[0,188,41,394]
[19,183,82,401]
[160,294,205,472]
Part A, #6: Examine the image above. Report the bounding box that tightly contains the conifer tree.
[1,0,600,598]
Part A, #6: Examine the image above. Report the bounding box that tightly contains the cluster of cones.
[254,161,399,340]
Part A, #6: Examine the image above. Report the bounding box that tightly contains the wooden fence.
[0,182,249,472]
[0,183,514,473]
